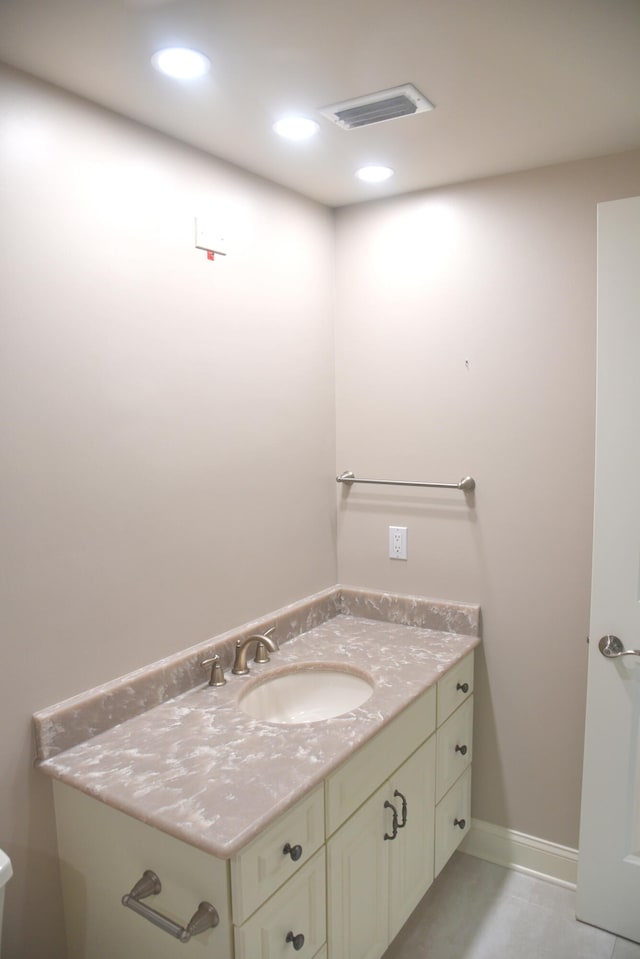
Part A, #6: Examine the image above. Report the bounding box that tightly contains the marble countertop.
[35,587,480,860]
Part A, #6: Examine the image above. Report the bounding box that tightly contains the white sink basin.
[239,665,374,724]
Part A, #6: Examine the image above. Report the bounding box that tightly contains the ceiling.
[1,0,639,208]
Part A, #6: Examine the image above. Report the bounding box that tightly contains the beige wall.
[0,66,336,958]
[334,151,640,850]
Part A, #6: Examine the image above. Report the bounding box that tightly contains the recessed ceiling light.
[151,47,211,80]
[355,165,394,183]
[273,117,320,141]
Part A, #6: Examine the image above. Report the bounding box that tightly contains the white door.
[576,195,640,941]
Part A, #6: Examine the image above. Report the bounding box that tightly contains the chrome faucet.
[232,627,278,675]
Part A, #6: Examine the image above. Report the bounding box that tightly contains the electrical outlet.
[389,526,408,560]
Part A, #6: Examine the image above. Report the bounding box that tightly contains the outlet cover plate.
[389,525,408,560]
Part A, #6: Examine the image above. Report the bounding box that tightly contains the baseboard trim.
[459,818,578,889]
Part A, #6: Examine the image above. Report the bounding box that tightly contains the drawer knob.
[286,930,305,950]
[454,817,466,830]
[456,682,469,694]
[283,842,303,862]
[455,744,468,756]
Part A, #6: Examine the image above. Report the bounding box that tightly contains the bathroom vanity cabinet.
[52,651,474,959]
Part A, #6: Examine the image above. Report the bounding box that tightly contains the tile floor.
[382,853,640,959]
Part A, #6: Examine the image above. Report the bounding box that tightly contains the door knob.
[598,635,640,659]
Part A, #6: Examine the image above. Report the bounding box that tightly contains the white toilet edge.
[0,850,12,887]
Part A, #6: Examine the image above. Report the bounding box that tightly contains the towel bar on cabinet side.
[336,471,476,492]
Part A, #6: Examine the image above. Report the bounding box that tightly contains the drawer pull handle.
[384,799,399,840]
[393,789,408,828]
[455,744,468,756]
[456,682,469,694]
[122,870,219,943]
[454,817,466,830]
[286,930,305,950]
[283,842,303,862]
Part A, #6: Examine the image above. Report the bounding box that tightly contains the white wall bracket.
[195,218,227,256]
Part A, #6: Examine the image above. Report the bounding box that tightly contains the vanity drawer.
[234,848,326,959]
[231,784,324,924]
[437,652,474,727]
[325,686,436,836]
[434,766,471,877]
[436,696,473,802]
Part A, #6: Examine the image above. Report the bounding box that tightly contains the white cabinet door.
[388,736,436,940]
[327,783,389,959]
[327,737,437,959]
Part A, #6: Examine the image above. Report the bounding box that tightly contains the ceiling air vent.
[319,84,434,130]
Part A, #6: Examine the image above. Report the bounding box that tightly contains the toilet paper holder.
[122,869,219,943]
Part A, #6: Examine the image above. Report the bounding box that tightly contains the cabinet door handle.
[384,799,399,840]
[453,818,466,830]
[283,842,303,862]
[455,744,468,756]
[393,789,408,828]
[122,870,219,943]
[286,930,305,950]
[456,682,469,694]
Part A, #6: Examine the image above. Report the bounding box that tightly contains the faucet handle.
[250,627,277,664]
[253,641,270,664]
[201,654,226,687]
